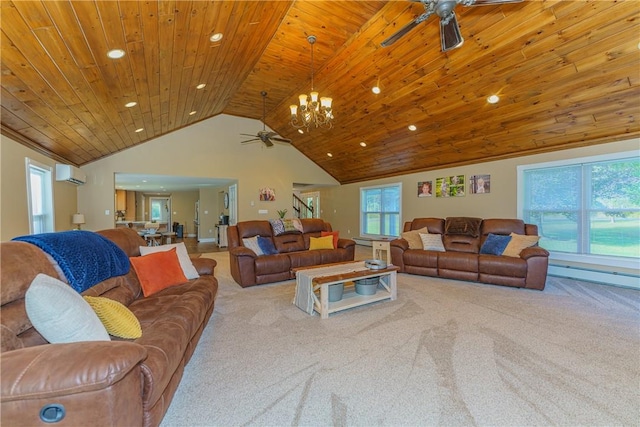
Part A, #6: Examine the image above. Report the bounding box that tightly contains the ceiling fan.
[381,0,523,52]
[240,91,292,148]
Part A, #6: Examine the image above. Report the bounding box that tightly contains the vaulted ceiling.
[2,0,639,184]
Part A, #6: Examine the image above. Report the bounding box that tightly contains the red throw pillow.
[130,248,188,297]
[321,231,339,249]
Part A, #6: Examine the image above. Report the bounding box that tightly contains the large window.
[26,158,54,234]
[360,183,401,238]
[519,152,639,263]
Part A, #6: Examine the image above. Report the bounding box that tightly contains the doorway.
[149,197,172,230]
[300,191,320,218]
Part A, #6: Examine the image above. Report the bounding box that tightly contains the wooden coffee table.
[294,261,398,319]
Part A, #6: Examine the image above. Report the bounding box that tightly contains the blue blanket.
[13,230,130,293]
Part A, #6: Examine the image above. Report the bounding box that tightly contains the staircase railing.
[293,194,314,219]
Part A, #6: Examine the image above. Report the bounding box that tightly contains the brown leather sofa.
[0,228,218,427]
[390,217,549,290]
[228,218,356,287]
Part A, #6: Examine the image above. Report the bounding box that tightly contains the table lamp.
[72,213,85,230]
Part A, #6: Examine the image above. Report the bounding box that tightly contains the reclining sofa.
[390,217,549,290]
[1,228,218,427]
[228,218,355,287]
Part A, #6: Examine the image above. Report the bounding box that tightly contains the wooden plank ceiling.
[1,0,639,184]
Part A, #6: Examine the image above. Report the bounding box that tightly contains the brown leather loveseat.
[228,218,355,287]
[0,228,218,427]
[390,217,549,290]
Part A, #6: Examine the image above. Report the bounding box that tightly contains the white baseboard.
[197,238,215,243]
[549,265,640,290]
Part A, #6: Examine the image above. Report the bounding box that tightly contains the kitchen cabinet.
[116,190,127,211]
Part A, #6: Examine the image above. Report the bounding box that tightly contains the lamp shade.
[72,214,85,225]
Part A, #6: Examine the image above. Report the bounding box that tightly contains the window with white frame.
[360,183,401,238]
[518,151,639,263]
[26,158,54,234]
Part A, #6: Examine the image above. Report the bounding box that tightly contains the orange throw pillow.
[130,248,188,297]
[321,231,339,249]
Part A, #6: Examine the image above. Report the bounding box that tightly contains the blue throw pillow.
[257,236,278,255]
[480,233,512,255]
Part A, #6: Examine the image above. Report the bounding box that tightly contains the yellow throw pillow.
[83,296,142,339]
[309,235,335,250]
[502,233,540,257]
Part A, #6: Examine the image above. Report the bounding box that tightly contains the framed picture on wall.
[418,181,433,197]
[436,177,449,198]
[436,175,465,197]
[469,174,491,194]
[449,175,465,197]
[259,187,276,201]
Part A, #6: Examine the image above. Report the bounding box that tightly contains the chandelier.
[289,35,333,131]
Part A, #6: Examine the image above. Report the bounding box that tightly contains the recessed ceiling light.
[372,86,381,94]
[360,141,367,147]
[327,153,333,157]
[135,128,144,133]
[107,49,125,59]
[408,125,417,131]
[125,101,137,108]
[196,83,206,89]
[487,95,500,104]
[210,33,223,42]
[189,111,196,115]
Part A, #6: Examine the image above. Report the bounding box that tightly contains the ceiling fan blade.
[271,137,292,144]
[263,139,274,148]
[240,138,259,144]
[469,0,523,5]
[381,18,422,47]
[440,12,464,52]
[240,133,257,138]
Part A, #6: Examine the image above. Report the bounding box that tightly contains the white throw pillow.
[242,236,264,255]
[139,242,199,279]
[419,233,446,252]
[25,273,110,343]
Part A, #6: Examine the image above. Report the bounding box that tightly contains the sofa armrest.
[337,238,355,249]
[390,238,409,251]
[229,246,258,258]
[2,342,147,426]
[520,246,549,260]
[191,257,216,275]
[1,341,147,401]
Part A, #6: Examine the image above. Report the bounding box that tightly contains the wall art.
[418,181,433,197]
[469,174,491,194]
[259,187,276,201]
[436,175,465,197]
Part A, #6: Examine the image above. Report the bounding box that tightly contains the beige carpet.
[161,248,639,426]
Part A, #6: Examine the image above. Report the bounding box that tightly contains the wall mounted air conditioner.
[55,164,86,185]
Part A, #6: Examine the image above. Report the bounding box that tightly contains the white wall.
[78,114,339,231]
